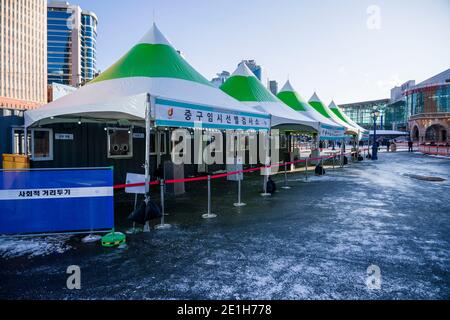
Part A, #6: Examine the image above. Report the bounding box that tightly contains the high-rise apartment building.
[268,80,278,95]
[242,60,262,81]
[47,1,98,87]
[0,0,47,111]
[211,71,230,88]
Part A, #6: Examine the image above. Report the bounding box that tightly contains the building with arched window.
[407,69,450,144]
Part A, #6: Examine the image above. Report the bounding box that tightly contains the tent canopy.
[277,81,346,138]
[328,101,367,133]
[220,63,319,131]
[308,93,359,135]
[25,24,269,131]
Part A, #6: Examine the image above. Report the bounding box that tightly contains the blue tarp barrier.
[0,168,114,235]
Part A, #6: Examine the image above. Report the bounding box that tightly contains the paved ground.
[1,152,449,299]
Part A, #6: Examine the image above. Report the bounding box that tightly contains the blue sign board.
[0,168,114,235]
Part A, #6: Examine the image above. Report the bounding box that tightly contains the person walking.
[408,140,414,152]
[386,140,391,152]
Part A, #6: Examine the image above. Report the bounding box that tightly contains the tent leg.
[261,131,271,197]
[234,177,246,207]
[144,94,152,233]
[281,162,291,189]
[305,158,308,181]
[126,194,141,234]
[156,128,161,168]
[23,126,28,156]
[156,179,171,229]
[202,175,217,219]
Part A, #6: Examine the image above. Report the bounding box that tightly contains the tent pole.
[356,131,360,154]
[23,126,28,156]
[144,93,152,232]
[156,128,161,168]
[261,129,271,197]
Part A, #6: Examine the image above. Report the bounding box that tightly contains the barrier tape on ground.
[113,150,364,191]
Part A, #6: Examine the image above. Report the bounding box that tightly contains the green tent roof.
[220,63,279,102]
[276,81,308,112]
[330,106,349,123]
[308,92,332,118]
[90,23,211,86]
[329,101,366,132]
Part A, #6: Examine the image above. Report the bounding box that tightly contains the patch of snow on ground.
[0,235,73,259]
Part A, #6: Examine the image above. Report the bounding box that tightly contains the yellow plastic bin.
[2,154,30,169]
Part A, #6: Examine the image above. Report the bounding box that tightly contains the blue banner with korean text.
[0,168,114,235]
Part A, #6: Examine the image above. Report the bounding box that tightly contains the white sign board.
[55,133,74,140]
[133,133,145,139]
[125,173,146,194]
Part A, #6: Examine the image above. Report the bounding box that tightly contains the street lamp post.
[371,109,380,160]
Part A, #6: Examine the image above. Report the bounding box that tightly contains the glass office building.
[47,7,73,85]
[81,11,97,83]
[384,100,408,131]
[339,99,390,130]
[47,2,98,87]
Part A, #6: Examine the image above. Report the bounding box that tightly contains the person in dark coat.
[315,163,326,175]
[266,177,277,194]
[319,140,324,150]
[408,140,414,152]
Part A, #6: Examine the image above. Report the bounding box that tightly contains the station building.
[339,99,390,130]
[339,69,450,145]
[407,69,450,144]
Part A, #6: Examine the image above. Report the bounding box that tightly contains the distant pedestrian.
[266,177,277,194]
[391,142,397,152]
[315,163,326,176]
[408,140,414,152]
[386,140,391,152]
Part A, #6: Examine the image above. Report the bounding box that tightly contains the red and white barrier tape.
[113,151,362,190]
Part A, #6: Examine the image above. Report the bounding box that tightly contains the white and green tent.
[25,24,270,131]
[308,93,359,135]
[277,81,345,140]
[220,63,319,131]
[328,101,367,133]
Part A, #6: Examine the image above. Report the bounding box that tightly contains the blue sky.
[72,0,449,104]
